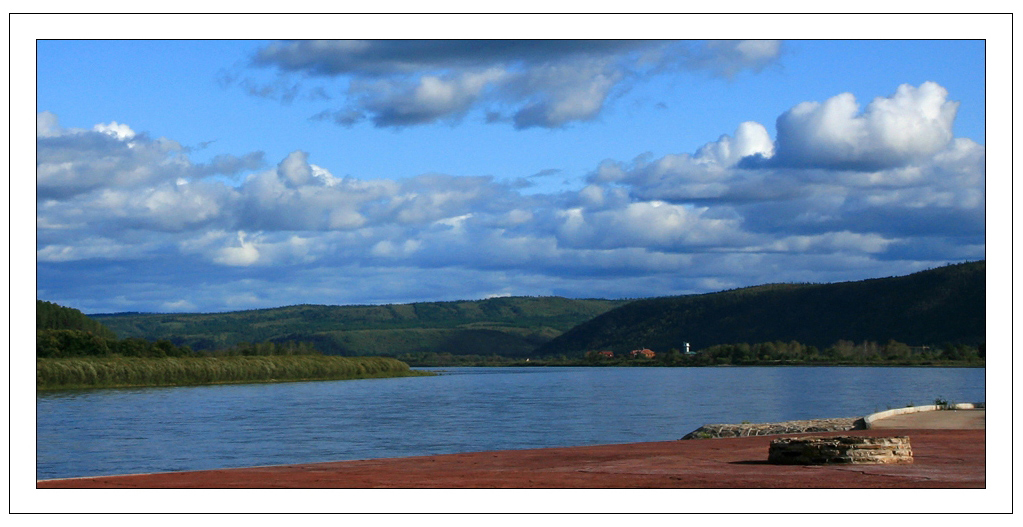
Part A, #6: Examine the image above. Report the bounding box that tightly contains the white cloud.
[767,82,959,170]
[277,150,315,187]
[185,230,322,267]
[754,231,896,254]
[555,201,746,251]
[93,121,136,141]
[37,236,157,262]
[214,231,261,266]
[584,83,981,244]
[694,121,774,167]
[36,113,263,199]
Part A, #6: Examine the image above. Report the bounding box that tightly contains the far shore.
[36,355,432,391]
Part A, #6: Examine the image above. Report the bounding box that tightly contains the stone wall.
[680,417,865,440]
[768,436,913,464]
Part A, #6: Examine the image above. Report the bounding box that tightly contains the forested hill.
[91,296,629,357]
[37,300,117,339]
[536,261,985,356]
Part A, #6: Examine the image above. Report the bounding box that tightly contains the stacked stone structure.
[768,435,913,465]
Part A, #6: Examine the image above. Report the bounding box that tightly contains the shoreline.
[36,370,434,392]
[410,361,986,368]
[36,355,432,391]
[38,408,985,489]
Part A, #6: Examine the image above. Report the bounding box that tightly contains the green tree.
[881,339,911,361]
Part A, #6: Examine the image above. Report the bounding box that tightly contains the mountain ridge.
[90,296,630,356]
[536,261,985,355]
[79,261,984,358]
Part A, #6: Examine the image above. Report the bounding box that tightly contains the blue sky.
[34,36,990,314]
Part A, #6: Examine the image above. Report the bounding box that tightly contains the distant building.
[630,348,655,359]
[587,350,615,359]
[684,342,694,355]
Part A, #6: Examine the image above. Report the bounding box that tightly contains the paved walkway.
[870,409,985,429]
[37,428,984,489]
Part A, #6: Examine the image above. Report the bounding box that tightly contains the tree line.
[537,261,986,356]
[580,339,983,366]
[37,300,323,359]
[37,300,117,339]
[36,329,325,359]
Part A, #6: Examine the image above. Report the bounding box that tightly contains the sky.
[32,35,991,314]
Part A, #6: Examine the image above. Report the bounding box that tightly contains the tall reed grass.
[37,355,431,390]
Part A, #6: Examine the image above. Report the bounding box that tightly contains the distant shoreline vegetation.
[36,300,431,390]
[396,339,984,368]
[37,355,430,391]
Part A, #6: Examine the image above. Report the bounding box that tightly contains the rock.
[680,417,865,440]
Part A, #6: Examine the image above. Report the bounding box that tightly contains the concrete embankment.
[680,402,985,439]
[863,402,984,428]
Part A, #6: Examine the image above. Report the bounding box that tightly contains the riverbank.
[402,357,985,368]
[37,355,431,390]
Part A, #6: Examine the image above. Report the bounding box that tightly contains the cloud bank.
[245,40,784,129]
[37,82,984,312]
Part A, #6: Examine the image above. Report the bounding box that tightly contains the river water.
[36,366,985,480]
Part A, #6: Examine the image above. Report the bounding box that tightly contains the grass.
[37,355,433,390]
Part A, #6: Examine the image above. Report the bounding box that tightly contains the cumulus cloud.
[694,121,775,167]
[554,201,747,251]
[246,40,783,130]
[213,231,261,266]
[92,121,136,141]
[36,113,266,200]
[37,79,983,312]
[753,81,960,171]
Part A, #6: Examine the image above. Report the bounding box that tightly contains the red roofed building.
[630,348,655,359]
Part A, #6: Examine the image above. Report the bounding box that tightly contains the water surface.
[37,366,984,480]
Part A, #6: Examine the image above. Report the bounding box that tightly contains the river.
[36,365,985,480]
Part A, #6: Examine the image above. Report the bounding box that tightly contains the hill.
[91,296,629,357]
[37,300,117,339]
[536,261,985,356]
